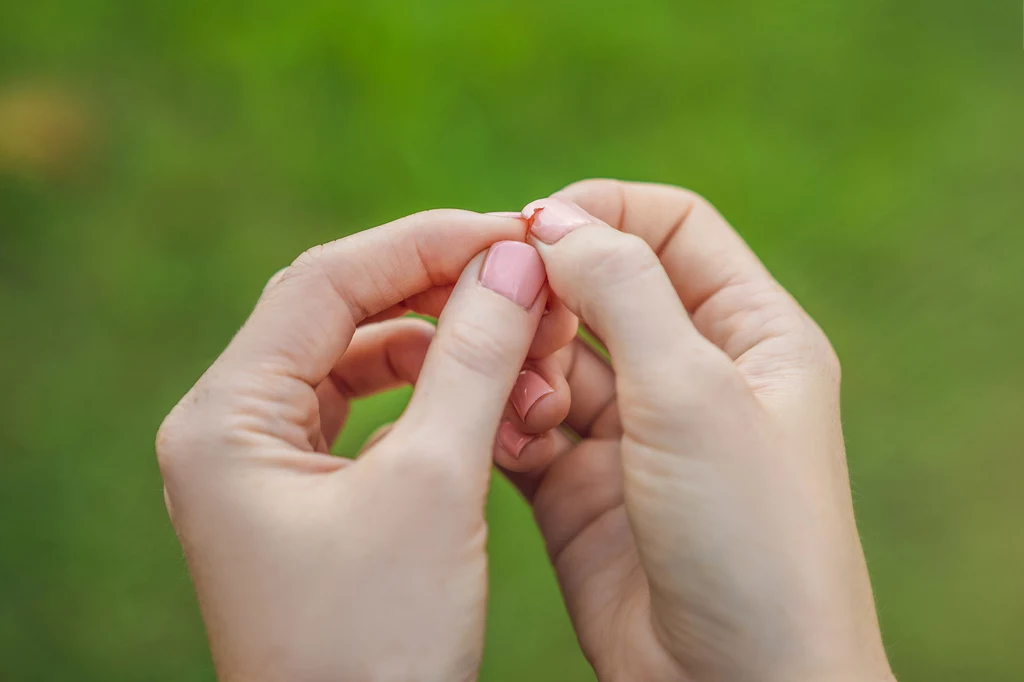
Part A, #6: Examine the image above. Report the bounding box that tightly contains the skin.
[157,210,572,682]
[156,181,895,682]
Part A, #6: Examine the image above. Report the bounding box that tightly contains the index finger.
[556,179,779,312]
[220,210,526,385]
[555,180,808,358]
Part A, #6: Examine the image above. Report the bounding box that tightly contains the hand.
[504,181,895,682]
[155,211,572,682]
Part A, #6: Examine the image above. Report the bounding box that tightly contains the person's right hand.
[502,181,895,682]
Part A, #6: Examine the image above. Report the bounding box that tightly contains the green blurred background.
[1,1,1021,680]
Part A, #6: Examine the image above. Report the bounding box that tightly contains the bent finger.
[316,318,435,449]
[222,210,525,388]
[506,355,570,434]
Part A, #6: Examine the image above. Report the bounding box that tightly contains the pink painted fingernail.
[498,420,534,459]
[478,241,546,309]
[510,370,554,421]
[522,197,595,244]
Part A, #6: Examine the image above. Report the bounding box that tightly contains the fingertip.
[510,364,569,433]
[494,422,559,474]
[479,240,548,311]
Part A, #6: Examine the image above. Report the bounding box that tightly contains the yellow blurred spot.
[0,85,93,180]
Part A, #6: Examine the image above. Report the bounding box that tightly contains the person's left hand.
[156,211,572,682]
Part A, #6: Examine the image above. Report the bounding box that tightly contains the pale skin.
[156,180,896,682]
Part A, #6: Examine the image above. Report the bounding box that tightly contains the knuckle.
[154,378,236,476]
[289,245,327,279]
[561,177,620,195]
[785,319,843,387]
[289,241,353,287]
[648,182,717,217]
[261,267,288,296]
[441,318,519,379]
[813,328,842,382]
[154,405,192,476]
[409,207,474,223]
[581,232,661,286]
[677,187,714,212]
[256,250,324,301]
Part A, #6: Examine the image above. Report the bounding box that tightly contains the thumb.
[522,197,741,450]
[398,241,548,475]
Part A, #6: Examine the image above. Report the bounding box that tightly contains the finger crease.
[564,338,583,385]
[320,267,370,330]
[615,181,628,232]
[328,370,357,401]
[550,502,626,569]
[688,273,754,324]
[652,202,695,260]
[411,234,445,289]
[383,341,404,384]
[584,393,619,438]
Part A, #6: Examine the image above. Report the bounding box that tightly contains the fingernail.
[522,197,594,244]
[498,420,534,459]
[486,211,524,219]
[478,241,546,309]
[510,370,555,420]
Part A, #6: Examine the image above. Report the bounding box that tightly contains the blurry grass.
[1,1,1022,680]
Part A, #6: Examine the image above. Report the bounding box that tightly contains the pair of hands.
[156,179,894,682]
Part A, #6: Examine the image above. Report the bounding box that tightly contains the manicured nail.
[522,197,594,244]
[498,420,534,459]
[510,370,554,421]
[478,241,546,309]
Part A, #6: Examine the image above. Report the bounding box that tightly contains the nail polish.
[498,420,534,459]
[522,197,594,244]
[478,241,546,309]
[510,370,554,421]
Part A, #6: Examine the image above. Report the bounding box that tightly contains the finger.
[523,196,699,360]
[356,211,569,341]
[506,355,570,434]
[369,284,577,360]
[527,293,578,358]
[259,267,288,300]
[528,438,626,566]
[497,339,618,499]
[555,179,775,311]
[523,198,741,451]
[360,284,455,326]
[558,338,620,439]
[221,210,525,388]
[261,268,447,332]
[398,241,547,471]
[556,179,815,360]
[494,422,574,490]
[315,318,435,449]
